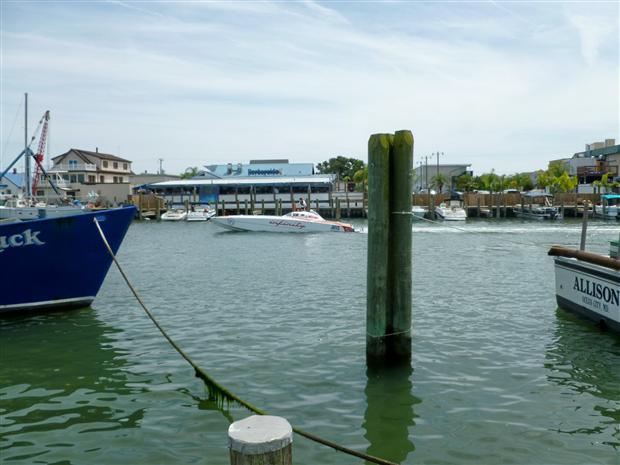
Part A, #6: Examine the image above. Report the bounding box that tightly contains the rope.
[93,218,399,465]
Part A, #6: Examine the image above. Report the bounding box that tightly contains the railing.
[52,163,97,172]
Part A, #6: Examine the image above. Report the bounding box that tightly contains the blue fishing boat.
[0,94,135,314]
[0,206,135,314]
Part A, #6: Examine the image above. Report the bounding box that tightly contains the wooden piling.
[228,415,292,465]
[366,131,412,367]
[245,199,249,215]
[335,197,341,219]
[155,197,161,221]
[138,193,143,221]
[367,133,391,365]
[184,199,189,213]
[580,201,589,251]
[387,130,413,363]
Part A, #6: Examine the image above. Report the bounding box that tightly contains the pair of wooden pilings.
[367,130,413,367]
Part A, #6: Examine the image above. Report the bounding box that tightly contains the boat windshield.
[285,210,324,220]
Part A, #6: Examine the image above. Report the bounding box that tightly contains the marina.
[1,218,618,464]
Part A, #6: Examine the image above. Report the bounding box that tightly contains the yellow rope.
[93,218,399,465]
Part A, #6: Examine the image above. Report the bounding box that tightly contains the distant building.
[0,171,23,199]
[143,159,333,206]
[549,139,619,191]
[413,164,471,193]
[51,148,133,203]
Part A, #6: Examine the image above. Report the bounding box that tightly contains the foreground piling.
[367,130,413,367]
[228,415,292,465]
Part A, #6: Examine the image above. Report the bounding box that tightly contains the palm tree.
[592,173,619,194]
[430,173,448,194]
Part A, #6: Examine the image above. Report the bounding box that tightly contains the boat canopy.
[523,191,553,197]
[601,194,620,199]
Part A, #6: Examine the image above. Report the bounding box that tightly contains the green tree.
[181,167,200,179]
[430,173,448,193]
[478,170,500,193]
[316,156,365,181]
[455,173,477,192]
[592,173,619,194]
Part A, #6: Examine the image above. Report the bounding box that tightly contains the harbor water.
[1,219,619,464]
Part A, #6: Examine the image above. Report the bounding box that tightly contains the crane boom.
[31,111,50,197]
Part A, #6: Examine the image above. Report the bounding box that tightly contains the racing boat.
[212,209,354,233]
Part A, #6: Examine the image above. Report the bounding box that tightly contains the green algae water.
[1,219,619,464]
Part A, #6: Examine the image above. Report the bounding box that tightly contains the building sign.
[248,169,282,176]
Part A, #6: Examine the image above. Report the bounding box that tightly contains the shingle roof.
[52,148,131,163]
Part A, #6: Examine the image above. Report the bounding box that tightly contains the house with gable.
[51,148,133,204]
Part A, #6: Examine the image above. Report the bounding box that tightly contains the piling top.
[228,415,293,454]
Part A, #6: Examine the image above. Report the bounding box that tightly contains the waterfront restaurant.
[141,160,345,211]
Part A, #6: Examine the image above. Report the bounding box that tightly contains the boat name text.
[573,277,619,306]
[0,229,45,253]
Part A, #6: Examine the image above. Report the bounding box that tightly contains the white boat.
[512,204,560,220]
[186,206,216,222]
[514,193,559,220]
[549,242,620,332]
[411,205,427,219]
[593,194,620,219]
[435,201,467,221]
[212,209,354,233]
[161,208,187,221]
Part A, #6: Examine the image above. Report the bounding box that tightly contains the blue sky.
[1,1,618,176]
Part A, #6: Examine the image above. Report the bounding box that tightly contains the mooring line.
[93,218,399,465]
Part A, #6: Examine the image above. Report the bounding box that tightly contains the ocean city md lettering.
[0,229,45,253]
[573,277,620,306]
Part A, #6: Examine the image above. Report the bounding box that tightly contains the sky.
[1,1,618,176]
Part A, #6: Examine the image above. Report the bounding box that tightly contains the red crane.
[31,111,50,197]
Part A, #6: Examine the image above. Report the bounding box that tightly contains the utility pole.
[158,158,164,175]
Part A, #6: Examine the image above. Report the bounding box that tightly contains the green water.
[1,219,619,464]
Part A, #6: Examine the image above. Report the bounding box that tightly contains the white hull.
[161,210,187,221]
[553,256,620,331]
[411,207,427,219]
[435,205,466,221]
[186,210,216,221]
[212,211,353,233]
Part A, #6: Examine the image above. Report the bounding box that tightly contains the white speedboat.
[411,206,427,219]
[435,201,467,221]
[212,209,354,233]
[161,208,187,221]
[186,207,216,222]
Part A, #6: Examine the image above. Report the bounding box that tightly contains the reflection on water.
[545,309,620,449]
[364,365,420,464]
[0,308,144,462]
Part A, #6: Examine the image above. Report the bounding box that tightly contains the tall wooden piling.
[366,131,413,367]
[228,415,292,465]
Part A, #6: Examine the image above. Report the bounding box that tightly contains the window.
[119,177,123,183]
[68,160,77,170]
[70,175,77,183]
[113,176,118,183]
[99,176,104,183]
[113,162,118,169]
[103,160,108,168]
[88,175,95,183]
[123,163,127,170]
[77,174,85,183]
[37,190,44,197]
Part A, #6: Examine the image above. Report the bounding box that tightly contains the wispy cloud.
[0,0,618,174]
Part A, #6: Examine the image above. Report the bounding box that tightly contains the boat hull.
[553,257,620,332]
[212,215,353,233]
[0,206,135,314]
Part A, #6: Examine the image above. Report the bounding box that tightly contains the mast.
[24,93,31,197]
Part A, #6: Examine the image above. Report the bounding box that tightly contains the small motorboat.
[435,201,467,221]
[161,208,187,221]
[212,209,354,233]
[186,207,216,222]
[594,194,620,219]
